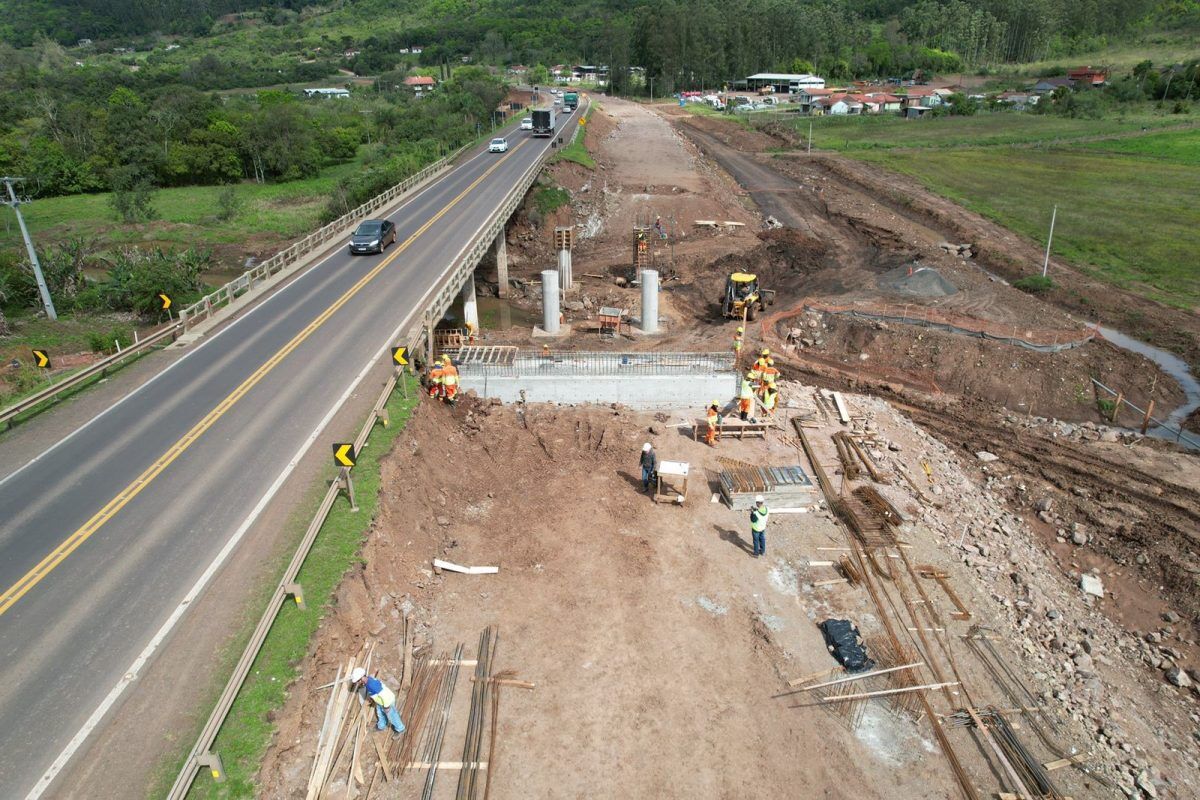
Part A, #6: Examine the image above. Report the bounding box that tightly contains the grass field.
[853,135,1200,308]
[794,109,1190,151]
[0,159,363,257]
[1078,127,1200,164]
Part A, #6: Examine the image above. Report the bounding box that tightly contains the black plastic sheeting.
[819,619,876,673]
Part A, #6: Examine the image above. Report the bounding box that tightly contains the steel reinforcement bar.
[167,369,403,799]
[0,321,182,429]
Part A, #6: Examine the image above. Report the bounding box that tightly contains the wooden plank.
[812,578,850,587]
[433,559,499,575]
[1043,754,1089,771]
[831,392,851,424]
[370,732,392,783]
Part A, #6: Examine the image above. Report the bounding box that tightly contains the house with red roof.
[404,75,437,96]
[1067,66,1108,86]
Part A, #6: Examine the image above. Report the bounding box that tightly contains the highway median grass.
[556,104,596,169]
[173,375,420,800]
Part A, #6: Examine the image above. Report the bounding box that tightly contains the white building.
[743,72,826,95]
[303,88,351,99]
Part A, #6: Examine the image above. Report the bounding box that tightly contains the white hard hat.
[643,442,652,451]
[755,495,765,504]
[350,667,366,683]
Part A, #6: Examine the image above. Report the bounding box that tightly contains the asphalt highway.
[0,107,581,797]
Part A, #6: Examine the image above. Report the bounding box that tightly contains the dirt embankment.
[788,153,1200,375]
[660,114,1190,428]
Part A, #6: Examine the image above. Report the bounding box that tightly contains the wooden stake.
[1043,753,1089,771]
[1141,399,1155,434]
[790,662,924,692]
[806,681,958,704]
[402,614,414,691]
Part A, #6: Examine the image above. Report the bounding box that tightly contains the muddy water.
[1098,325,1200,444]
[476,297,540,330]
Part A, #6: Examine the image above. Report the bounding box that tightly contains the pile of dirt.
[876,264,958,298]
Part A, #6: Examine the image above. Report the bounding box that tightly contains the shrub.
[216,185,244,222]
[85,325,135,354]
[534,185,570,215]
[110,167,159,223]
[1013,275,1055,294]
[98,247,208,316]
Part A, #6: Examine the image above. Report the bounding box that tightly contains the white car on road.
[488,137,509,153]
[520,117,533,130]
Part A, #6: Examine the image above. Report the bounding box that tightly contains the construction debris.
[433,559,500,575]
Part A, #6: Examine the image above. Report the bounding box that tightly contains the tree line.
[0,50,507,199]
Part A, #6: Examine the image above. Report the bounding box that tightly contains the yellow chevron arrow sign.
[391,346,408,367]
[333,443,357,468]
[32,349,51,369]
[159,293,172,310]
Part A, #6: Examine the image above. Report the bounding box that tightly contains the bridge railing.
[179,143,471,331]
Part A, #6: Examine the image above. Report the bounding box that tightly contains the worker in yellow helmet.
[441,355,460,404]
[732,326,744,359]
[762,384,779,415]
[759,357,780,398]
[739,374,755,421]
[705,400,722,446]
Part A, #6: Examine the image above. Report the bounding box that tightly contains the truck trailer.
[563,91,579,111]
[532,107,556,137]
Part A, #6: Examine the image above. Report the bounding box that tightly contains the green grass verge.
[173,376,421,799]
[533,185,571,214]
[852,139,1200,308]
[556,105,596,169]
[0,159,364,255]
[794,109,1190,152]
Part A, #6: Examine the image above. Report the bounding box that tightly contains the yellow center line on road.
[0,139,529,617]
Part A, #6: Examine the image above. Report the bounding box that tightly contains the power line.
[1,177,57,321]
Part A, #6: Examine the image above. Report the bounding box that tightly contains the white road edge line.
[0,147,489,492]
[21,132,536,798]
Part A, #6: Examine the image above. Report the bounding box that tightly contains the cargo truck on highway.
[563,91,578,111]
[532,108,556,137]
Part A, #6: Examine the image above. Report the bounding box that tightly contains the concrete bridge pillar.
[640,269,659,334]
[541,270,560,334]
[462,274,479,334]
[495,231,509,298]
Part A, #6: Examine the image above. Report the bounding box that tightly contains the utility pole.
[2,177,57,320]
[807,119,813,154]
[1041,204,1057,278]
[648,76,655,104]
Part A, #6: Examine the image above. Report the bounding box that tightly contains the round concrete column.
[640,269,659,333]
[541,269,560,334]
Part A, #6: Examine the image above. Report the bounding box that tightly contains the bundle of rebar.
[456,626,498,799]
[421,643,465,800]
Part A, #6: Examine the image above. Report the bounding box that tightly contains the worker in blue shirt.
[351,667,406,735]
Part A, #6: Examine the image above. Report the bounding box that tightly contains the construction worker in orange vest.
[428,358,445,399]
[759,357,780,398]
[705,400,722,446]
[441,355,460,404]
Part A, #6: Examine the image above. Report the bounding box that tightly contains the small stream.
[1097,326,1200,445]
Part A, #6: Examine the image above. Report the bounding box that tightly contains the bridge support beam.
[462,274,479,335]
[495,231,509,298]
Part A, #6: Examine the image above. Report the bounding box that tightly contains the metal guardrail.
[169,105,586,799]
[178,144,470,331]
[167,369,406,799]
[0,322,182,429]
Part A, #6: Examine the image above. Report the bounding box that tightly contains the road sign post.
[332,443,358,511]
[392,346,410,399]
[32,349,51,369]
